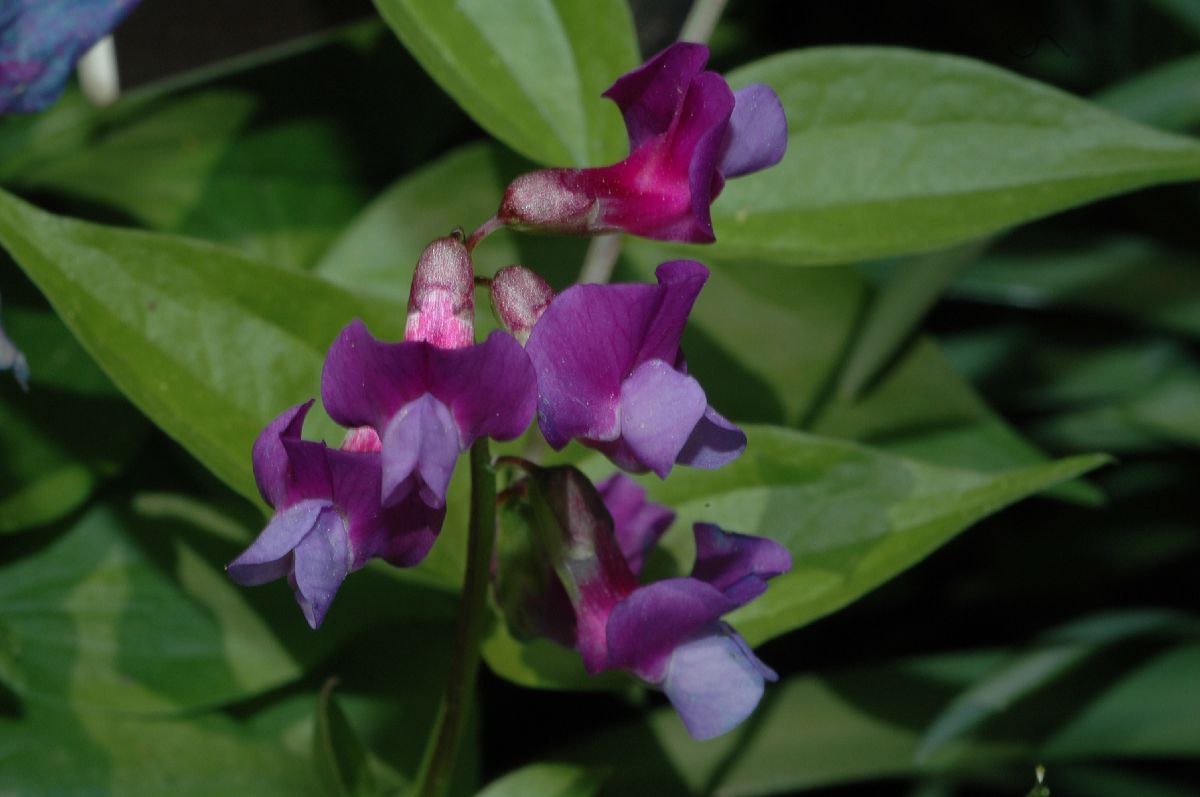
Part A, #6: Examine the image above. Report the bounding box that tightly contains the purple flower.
[1,0,140,114]
[524,259,746,478]
[494,42,786,243]
[227,401,441,628]
[321,319,536,512]
[514,466,791,740]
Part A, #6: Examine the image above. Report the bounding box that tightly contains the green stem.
[413,438,496,797]
[679,0,729,43]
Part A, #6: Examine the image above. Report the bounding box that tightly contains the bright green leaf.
[676,48,1200,265]
[372,0,638,166]
[636,427,1107,647]
[0,188,407,503]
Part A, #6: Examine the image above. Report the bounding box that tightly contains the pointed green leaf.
[678,48,1200,264]
[372,0,638,166]
[0,189,406,502]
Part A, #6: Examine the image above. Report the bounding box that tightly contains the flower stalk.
[413,437,496,797]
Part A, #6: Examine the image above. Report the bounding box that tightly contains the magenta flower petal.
[321,320,428,431]
[662,622,777,740]
[620,359,707,479]
[606,577,736,681]
[525,282,655,448]
[597,474,675,576]
[602,42,709,151]
[719,84,788,178]
[636,260,708,364]
[429,330,538,443]
[252,401,314,508]
[691,523,792,606]
[676,406,747,470]
[380,392,460,509]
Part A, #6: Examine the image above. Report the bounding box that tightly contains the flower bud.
[489,265,554,344]
[405,234,475,349]
[496,170,600,235]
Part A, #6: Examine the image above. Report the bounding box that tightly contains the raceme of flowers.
[227,42,790,739]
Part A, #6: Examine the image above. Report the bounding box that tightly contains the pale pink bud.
[490,265,554,345]
[405,234,475,349]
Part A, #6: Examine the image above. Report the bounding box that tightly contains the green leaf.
[1097,53,1200,131]
[372,0,638,166]
[315,680,379,797]
[837,239,989,399]
[0,502,298,712]
[916,610,1200,761]
[0,188,407,503]
[950,234,1200,341]
[563,644,1200,795]
[0,498,458,713]
[636,427,1107,647]
[682,48,1200,265]
[476,763,606,797]
[0,303,146,532]
[0,705,323,796]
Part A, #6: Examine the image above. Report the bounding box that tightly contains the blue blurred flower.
[1,0,140,113]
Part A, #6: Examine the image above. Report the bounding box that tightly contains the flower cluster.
[227,42,790,739]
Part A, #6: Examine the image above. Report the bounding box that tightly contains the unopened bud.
[497,169,600,235]
[490,265,553,344]
[405,234,475,349]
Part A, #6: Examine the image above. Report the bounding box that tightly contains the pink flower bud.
[490,265,554,344]
[405,234,475,349]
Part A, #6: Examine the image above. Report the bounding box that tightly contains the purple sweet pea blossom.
[524,259,746,479]
[511,466,790,739]
[321,319,536,512]
[494,42,786,243]
[227,401,441,629]
[1,0,140,113]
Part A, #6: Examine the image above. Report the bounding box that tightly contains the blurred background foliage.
[0,1,1198,795]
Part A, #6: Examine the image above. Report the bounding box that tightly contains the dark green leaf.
[372,0,638,166]
[951,234,1200,341]
[315,680,379,797]
[1097,53,1200,131]
[476,763,607,797]
[836,239,989,399]
[916,610,1200,760]
[0,705,322,796]
[0,304,146,532]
